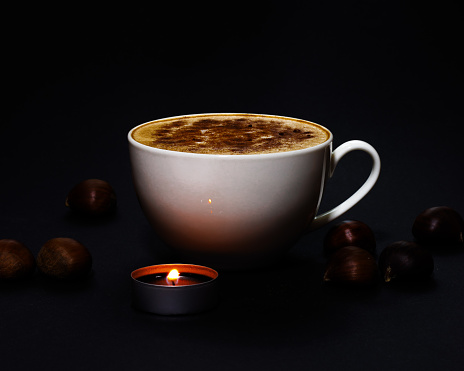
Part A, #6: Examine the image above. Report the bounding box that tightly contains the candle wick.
[171,280,176,286]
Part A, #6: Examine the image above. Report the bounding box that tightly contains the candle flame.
[208,198,212,204]
[167,269,180,285]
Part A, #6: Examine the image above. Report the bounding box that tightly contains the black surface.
[2,1,464,370]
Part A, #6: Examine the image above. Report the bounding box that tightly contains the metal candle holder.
[131,263,219,315]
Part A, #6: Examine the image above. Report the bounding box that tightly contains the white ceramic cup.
[128,113,381,270]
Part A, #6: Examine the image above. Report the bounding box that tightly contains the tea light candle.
[131,264,219,315]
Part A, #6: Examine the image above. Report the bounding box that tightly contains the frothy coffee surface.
[131,114,330,155]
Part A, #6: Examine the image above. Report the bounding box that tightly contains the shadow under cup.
[128,113,380,270]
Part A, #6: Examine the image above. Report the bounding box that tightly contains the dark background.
[1,1,464,370]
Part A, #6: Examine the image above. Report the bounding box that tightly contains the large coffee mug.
[128,113,380,270]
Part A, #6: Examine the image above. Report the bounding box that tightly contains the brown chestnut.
[37,238,92,280]
[0,239,36,281]
[323,246,378,286]
[66,179,116,217]
[378,241,434,282]
[323,220,376,257]
[412,206,464,246]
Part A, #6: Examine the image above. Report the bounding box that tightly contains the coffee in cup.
[128,113,380,270]
[131,114,330,155]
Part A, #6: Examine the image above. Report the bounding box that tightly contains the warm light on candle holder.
[131,264,219,315]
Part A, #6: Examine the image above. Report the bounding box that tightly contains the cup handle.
[310,140,381,230]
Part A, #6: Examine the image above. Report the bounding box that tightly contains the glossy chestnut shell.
[66,179,117,217]
[37,238,92,280]
[378,241,434,283]
[0,239,36,281]
[323,220,376,257]
[323,246,378,286]
[412,206,464,246]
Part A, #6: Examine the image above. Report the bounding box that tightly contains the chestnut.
[323,220,376,257]
[323,246,378,286]
[37,238,92,280]
[0,239,36,281]
[412,206,464,246]
[66,179,117,217]
[378,241,434,283]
